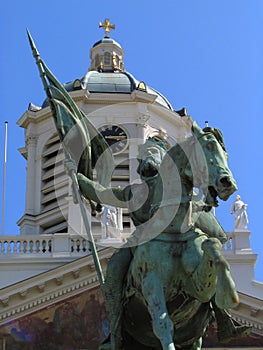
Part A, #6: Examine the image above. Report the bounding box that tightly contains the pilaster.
[25,135,38,215]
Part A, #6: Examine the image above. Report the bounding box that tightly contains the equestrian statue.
[28,30,250,350]
[78,121,249,350]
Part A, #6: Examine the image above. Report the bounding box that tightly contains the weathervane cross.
[99,18,115,37]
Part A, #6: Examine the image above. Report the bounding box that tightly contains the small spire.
[27,29,40,60]
[99,18,115,37]
[205,120,209,127]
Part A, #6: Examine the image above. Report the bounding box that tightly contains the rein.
[152,228,207,243]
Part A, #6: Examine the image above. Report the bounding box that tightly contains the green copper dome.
[42,70,173,110]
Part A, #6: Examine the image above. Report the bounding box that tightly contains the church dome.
[42,19,173,110]
[61,71,173,110]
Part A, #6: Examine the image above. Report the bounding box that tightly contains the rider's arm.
[77,173,129,208]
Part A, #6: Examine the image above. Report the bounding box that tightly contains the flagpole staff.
[27,30,105,288]
[67,160,105,286]
[1,121,8,235]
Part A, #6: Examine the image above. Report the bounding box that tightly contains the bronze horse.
[120,122,238,350]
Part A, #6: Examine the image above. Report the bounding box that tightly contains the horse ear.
[191,121,204,138]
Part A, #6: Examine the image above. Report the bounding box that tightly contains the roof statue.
[230,194,249,231]
[28,22,251,350]
[99,205,123,241]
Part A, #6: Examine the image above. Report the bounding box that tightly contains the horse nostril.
[220,177,232,187]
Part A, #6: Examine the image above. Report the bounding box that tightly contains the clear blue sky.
[0,1,263,282]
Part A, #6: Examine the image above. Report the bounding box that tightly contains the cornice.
[225,253,258,264]
[231,311,263,336]
[60,89,134,105]
[16,91,156,130]
[17,108,52,129]
[147,104,190,137]
[16,202,68,227]
[0,248,113,326]
[230,292,263,336]
[16,90,178,132]
[62,89,161,106]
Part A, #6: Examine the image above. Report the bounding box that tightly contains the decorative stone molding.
[250,308,259,317]
[137,113,150,127]
[19,290,28,299]
[230,292,263,337]
[0,298,9,307]
[0,248,113,326]
[25,134,38,146]
[72,269,80,279]
[37,283,46,293]
[232,313,262,334]
[55,276,64,285]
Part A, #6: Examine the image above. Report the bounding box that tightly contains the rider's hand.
[64,159,77,175]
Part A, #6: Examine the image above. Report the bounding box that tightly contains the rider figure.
[78,137,167,349]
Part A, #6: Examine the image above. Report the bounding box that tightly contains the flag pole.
[1,121,8,235]
[27,30,105,287]
[68,165,105,286]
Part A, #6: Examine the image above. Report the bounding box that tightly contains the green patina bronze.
[28,30,250,350]
[78,123,250,350]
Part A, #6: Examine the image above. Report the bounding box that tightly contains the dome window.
[95,54,100,68]
[137,81,147,92]
[73,79,82,90]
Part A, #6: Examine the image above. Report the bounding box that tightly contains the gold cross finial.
[99,18,115,37]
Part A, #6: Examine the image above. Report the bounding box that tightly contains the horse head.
[189,121,237,206]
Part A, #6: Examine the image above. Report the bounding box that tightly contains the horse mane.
[203,127,227,153]
[161,125,228,176]
[164,138,190,170]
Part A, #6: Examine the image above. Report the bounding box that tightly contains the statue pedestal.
[225,229,258,295]
[231,230,252,254]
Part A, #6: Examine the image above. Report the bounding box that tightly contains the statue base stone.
[232,230,252,253]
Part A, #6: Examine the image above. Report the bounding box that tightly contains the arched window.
[95,54,100,68]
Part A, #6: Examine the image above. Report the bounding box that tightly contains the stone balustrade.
[0,230,252,259]
[0,233,90,258]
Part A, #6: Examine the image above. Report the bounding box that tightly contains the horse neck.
[163,142,193,203]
